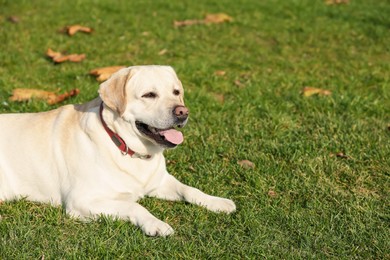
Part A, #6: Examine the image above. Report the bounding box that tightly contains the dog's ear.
[98,68,133,116]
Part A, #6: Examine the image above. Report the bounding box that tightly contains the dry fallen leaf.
[174,13,233,27]
[10,89,56,103]
[46,48,62,58]
[268,190,278,198]
[64,24,93,36]
[8,16,20,23]
[46,48,86,64]
[55,54,86,63]
[52,89,80,105]
[89,66,126,82]
[158,49,168,55]
[9,88,80,105]
[330,152,350,159]
[234,79,245,88]
[214,70,226,76]
[204,13,233,24]
[325,0,349,5]
[188,165,196,172]
[302,87,332,97]
[238,160,255,169]
[335,152,349,159]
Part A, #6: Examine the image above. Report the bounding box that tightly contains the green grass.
[1,0,389,258]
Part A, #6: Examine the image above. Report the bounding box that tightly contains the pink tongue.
[159,129,184,145]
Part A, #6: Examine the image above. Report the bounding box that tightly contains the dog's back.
[0,105,78,204]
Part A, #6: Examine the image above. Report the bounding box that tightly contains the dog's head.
[99,65,188,148]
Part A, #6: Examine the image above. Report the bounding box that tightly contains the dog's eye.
[173,89,180,96]
[142,92,157,98]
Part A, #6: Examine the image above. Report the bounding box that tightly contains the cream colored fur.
[0,65,235,236]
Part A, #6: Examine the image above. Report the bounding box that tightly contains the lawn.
[0,0,389,258]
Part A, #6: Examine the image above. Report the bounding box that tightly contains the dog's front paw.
[205,197,236,214]
[141,219,174,237]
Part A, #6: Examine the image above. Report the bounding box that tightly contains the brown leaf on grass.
[204,13,233,24]
[89,66,126,82]
[9,88,80,105]
[214,70,226,76]
[10,89,56,103]
[8,16,20,23]
[268,189,278,198]
[52,89,80,105]
[335,152,349,159]
[234,79,245,88]
[188,165,196,172]
[158,49,168,55]
[46,48,86,63]
[330,152,350,159]
[325,0,349,5]
[174,13,233,27]
[238,160,255,169]
[55,54,86,63]
[63,25,93,36]
[46,48,62,58]
[302,87,332,97]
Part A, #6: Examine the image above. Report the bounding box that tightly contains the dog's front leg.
[149,173,236,213]
[68,200,174,236]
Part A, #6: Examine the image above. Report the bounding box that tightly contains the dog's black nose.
[173,105,189,121]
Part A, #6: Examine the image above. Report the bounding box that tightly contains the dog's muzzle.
[173,105,189,122]
[135,105,189,148]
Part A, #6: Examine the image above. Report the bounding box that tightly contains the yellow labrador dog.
[0,65,235,236]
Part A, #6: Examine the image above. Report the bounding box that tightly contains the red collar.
[99,102,151,159]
